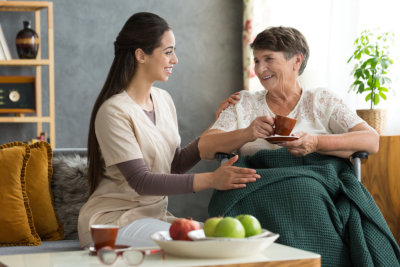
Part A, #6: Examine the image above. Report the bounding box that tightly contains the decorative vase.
[16,21,39,59]
[356,109,387,134]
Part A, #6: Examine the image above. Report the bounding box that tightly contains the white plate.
[151,230,279,259]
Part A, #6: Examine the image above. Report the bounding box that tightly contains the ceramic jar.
[16,21,39,59]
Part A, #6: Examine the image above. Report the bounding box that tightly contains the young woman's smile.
[144,30,178,82]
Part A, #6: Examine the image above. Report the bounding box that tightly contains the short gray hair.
[250,26,310,75]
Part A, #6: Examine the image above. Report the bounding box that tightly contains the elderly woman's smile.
[262,74,273,80]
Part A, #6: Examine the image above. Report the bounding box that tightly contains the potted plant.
[347,28,394,134]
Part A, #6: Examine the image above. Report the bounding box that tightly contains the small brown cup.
[274,115,297,136]
[90,224,119,251]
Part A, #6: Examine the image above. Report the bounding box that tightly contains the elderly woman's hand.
[245,116,275,142]
[279,132,319,157]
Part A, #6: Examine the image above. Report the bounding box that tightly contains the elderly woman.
[200,27,400,267]
[200,26,378,159]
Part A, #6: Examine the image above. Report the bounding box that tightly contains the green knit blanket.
[208,148,400,267]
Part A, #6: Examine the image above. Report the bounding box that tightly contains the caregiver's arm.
[199,116,274,160]
[198,129,248,160]
[282,122,379,158]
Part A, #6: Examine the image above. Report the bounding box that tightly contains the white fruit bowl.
[188,229,273,241]
[150,230,279,259]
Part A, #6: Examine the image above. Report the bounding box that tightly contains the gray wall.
[0,0,243,221]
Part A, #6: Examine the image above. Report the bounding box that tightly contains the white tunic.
[78,87,180,247]
[211,88,364,156]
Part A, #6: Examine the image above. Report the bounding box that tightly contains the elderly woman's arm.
[199,116,275,160]
[281,122,379,158]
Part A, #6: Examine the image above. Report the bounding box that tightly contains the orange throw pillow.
[25,142,63,240]
[0,142,41,246]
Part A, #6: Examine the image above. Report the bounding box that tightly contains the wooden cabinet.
[361,135,400,244]
[0,1,55,147]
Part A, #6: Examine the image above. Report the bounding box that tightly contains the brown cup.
[274,115,297,136]
[90,224,119,251]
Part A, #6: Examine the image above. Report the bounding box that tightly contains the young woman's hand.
[210,155,260,190]
[244,116,275,142]
[215,92,241,119]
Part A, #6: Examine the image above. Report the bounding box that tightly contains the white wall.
[251,0,400,134]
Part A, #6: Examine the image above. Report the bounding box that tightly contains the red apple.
[169,217,201,241]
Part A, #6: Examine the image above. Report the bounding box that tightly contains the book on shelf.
[26,132,49,145]
[0,25,5,60]
[0,40,5,60]
[0,24,12,60]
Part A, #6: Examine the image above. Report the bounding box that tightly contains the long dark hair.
[87,12,170,194]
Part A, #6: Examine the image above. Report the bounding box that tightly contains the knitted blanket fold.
[208,148,400,267]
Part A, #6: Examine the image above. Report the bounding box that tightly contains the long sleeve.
[116,159,194,195]
[171,137,201,174]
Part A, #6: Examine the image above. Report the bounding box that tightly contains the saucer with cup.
[265,115,298,144]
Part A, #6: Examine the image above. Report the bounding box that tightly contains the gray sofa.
[0,148,212,255]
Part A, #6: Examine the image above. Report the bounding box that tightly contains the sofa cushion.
[25,142,63,241]
[0,142,41,246]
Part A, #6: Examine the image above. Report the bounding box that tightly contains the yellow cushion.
[25,142,63,240]
[0,142,41,246]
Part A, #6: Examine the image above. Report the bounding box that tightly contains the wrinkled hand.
[278,132,319,157]
[212,155,260,190]
[216,92,241,119]
[245,116,274,142]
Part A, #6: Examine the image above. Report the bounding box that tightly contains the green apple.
[236,214,262,237]
[203,217,223,237]
[213,217,245,238]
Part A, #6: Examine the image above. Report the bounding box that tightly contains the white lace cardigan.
[211,88,364,156]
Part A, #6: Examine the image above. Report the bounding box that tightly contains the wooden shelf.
[0,1,55,147]
[0,59,50,66]
[0,116,51,123]
[0,1,50,11]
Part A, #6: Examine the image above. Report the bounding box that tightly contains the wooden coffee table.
[0,243,320,266]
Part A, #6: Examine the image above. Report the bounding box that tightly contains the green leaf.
[347,56,353,63]
[358,83,365,93]
[362,58,378,69]
[379,87,388,92]
[374,94,380,106]
[375,79,380,88]
[365,92,372,102]
[379,91,387,100]
[367,77,374,87]
[363,69,370,79]
[354,69,363,78]
[384,77,392,83]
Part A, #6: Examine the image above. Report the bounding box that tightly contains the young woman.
[77,12,260,248]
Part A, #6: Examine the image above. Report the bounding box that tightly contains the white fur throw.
[52,155,89,240]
